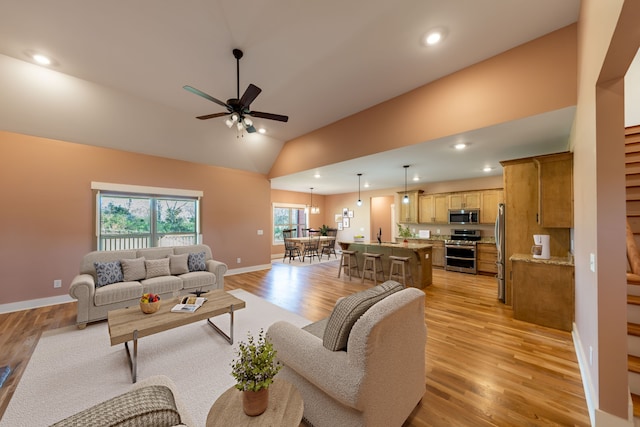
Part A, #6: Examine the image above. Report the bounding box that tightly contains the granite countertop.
[509,253,574,266]
[402,236,496,244]
[340,241,433,250]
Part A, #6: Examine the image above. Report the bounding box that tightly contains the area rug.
[272,254,341,268]
[0,289,310,427]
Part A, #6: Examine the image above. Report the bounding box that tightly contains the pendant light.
[309,187,320,214]
[403,165,410,204]
[356,173,363,206]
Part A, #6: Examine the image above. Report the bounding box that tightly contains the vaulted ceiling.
[0,0,580,193]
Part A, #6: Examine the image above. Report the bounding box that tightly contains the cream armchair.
[267,285,427,427]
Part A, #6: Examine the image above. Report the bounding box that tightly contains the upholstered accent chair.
[267,283,427,427]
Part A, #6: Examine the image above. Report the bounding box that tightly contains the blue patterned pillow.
[188,251,206,272]
[94,261,123,287]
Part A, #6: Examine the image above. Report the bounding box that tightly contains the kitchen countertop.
[509,253,574,266]
[340,241,433,250]
[401,236,497,244]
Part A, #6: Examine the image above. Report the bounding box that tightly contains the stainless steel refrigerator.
[495,203,506,302]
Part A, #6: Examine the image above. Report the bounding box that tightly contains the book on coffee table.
[171,296,207,313]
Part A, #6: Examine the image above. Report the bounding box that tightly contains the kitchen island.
[338,241,432,288]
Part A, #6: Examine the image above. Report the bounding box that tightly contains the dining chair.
[283,229,302,262]
[302,236,320,263]
[320,228,338,260]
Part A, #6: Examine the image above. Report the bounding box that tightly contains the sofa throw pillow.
[322,280,404,351]
[121,257,146,281]
[188,251,206,272]
[169,253,189,275]
[94,261,123,288]
[51,385,181,427]
[145,258,171,279]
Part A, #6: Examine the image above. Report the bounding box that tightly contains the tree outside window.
[273,206,306,244]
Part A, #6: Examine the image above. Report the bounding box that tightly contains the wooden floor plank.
[0,261,590,426]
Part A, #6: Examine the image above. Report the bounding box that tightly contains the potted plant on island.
[230,329,282,416]
[397,223,412,245]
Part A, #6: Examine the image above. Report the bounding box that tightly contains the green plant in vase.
[230,329,281,416]
[397,223,412,239]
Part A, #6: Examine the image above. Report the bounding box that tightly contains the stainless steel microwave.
[448,209,479,224]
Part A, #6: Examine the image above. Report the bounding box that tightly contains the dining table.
[285,236,335,263]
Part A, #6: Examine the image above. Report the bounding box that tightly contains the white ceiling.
[0,0,580,194]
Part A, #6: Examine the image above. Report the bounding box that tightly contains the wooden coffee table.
[206,379,303,427]
[107,289,246,383]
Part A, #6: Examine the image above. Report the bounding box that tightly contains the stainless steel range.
[445,229,481,274]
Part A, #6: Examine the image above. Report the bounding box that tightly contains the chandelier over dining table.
[309,187,320,214]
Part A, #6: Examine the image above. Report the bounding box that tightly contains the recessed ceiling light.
[421,28,447,47]
[483,166,493,172]
[364,183,370,188]
[413,176,420,182]
[454,143,466,150]
[258,128,266,134]
[314,172,321,178]
[32,54,51,65]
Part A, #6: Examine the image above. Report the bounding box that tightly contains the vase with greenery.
[397,223,412,241]
[320,224,330,236]
[230,329,281,416]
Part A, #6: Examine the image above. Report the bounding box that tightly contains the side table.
[206,379,304,426]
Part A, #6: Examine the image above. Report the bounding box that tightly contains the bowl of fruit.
[140,293,161,314]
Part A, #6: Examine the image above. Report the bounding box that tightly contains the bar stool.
[338,250,360,280]
[388,255,413,287]
[361,253,384,284]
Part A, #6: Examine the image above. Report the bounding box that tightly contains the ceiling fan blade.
[196,112,230,120]
[246,125,257,133]
[183,85,229,109]
[239,84,262,109]
[249,111,289,122]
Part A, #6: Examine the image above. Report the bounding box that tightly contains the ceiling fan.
[183,49,288,133]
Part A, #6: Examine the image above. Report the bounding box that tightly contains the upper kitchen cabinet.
[398,190,423,223]
[480,189,504,224]
[448,192,480,210]
[534,152,573,228]
[419,194,448,224]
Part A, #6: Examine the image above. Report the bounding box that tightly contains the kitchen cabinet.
[448,191,480,210]
[480,189,504,224]
[477,243,497,274]
[398,190,422,223]
[534,152,573,228]
[419,194,448,224]
[431,240,445,268]
[511,255,574,331]
[500,152,572,306]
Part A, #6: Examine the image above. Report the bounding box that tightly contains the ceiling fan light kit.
[184,49,288,136]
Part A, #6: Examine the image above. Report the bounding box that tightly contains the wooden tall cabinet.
[500,152,572,306]
[398,190,423,223]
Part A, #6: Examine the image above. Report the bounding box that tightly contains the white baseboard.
[573,323,634,426]
[0,294,74,314]
[225,264,272,276]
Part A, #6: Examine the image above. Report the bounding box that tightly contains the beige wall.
[573,0,640,422]
[269,25,577,179]
[0,131,272,305]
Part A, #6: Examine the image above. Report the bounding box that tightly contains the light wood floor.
[0,260,590,426]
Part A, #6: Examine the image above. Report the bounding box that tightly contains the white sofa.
[69,244,227,328]
[267,282,427,427]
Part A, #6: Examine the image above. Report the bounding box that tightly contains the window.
[93,182,201,250]
[273,204,307,244]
